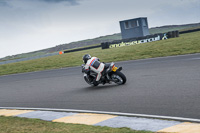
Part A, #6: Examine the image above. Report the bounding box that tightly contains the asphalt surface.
[0,54,200,119]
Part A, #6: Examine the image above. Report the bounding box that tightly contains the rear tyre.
[111,71,126,85]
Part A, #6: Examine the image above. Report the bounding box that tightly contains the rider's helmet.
[83,54,91,64]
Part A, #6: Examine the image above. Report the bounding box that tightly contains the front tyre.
[84,75,93,86]
[84,75,99,86]
[111,71,126,85]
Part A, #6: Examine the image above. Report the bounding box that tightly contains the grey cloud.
[0,0,81,7]
[39,0,80,5]
[0,0,9,6]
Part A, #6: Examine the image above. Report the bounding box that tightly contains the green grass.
[0,51,47,62]
[0,31,200,76]
[0,116,153,133]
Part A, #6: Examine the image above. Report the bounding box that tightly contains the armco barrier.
[61,45,101,54]
[179,28,200,34]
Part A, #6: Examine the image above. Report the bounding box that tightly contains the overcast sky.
[0,0,199,58]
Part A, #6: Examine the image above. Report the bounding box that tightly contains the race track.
[0,54,200,119]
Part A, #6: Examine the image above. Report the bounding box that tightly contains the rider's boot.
[93,79,99,86]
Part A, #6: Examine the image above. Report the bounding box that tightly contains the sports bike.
[82,62,126,86]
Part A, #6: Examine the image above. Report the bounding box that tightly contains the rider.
[82,54,105,85]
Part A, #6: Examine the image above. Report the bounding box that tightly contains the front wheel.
[84,75,99,86]
[84,76,93,86]
[111,71,126,85]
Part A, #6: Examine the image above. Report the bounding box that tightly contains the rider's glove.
[82,68,85,73]
[85,69,90,74]
[82,68,90,74]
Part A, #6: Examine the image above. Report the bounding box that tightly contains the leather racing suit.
[84,57,105,82]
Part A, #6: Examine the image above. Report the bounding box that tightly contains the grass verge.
[0,116,153,133]
[0,31,200,76]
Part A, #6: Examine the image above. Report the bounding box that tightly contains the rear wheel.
[111,71,126,85]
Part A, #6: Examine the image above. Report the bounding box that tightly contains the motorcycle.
[82,62,126,86]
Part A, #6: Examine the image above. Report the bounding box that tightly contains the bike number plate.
[112,67,118,72]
